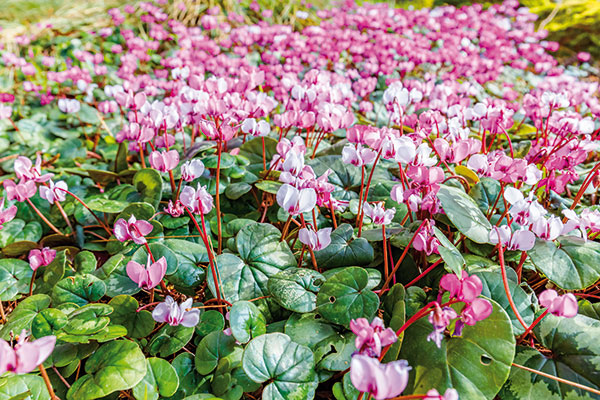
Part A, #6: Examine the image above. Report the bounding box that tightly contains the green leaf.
[195,331,238,375]
[67,340,147,400]
[31,308,68,338]
[433,227,465,275]
[37,250,67,294]
[229,301,267,344]
[132,169,164,210]
[163,239,208,290]
[399,299,515,399]
[208,223,295,302]
[314,333,355,372]
[0,258,32,301]
[52,274,106,306]
[0,374,50,400]
[437,184,492,244]
[313,224,374,269]
[148,324,194,357]
[238,137,278,174]
[284,312,338,349]
[132,357,179,400]
[196,310,226,337]
[107,295,155,338]
[132,242,179,275]
[316,267,379,326]
[102,256,141,297]
[254,180,282,194]
[73,251,97,274]
[225,182,252,200]
[242,333,317,400]
[268,268,325,313]
[0,294,51,339]
[381,283,406,362]
[469,178,504,215]
[528,237,600,290]
[309,156,361,201]
[86,198,128,214]
[470,266,535,335]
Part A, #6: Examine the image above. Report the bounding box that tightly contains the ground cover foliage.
[1,1,600,399]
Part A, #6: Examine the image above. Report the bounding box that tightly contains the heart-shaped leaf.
[313,224,374,269]
[437,184,492,244]
[107,295,155,338]
[316,267,379,326]
[0,294,51,339]
[229,300,267,344]
[67,340,147,400]
[131,168,164,210]
[0,258,32,301]
[433,227,465,275]
[268,268,325,313]
[242,333,318,400]
[195,330,238,375]
[148,324,194,357]
[381,283,406,362]
[52,274,106,306]
[132,357,179,400]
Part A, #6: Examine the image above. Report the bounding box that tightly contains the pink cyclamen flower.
[488,225,535,251]
[152,296,200,327]
[126,255,167,290]
[241,118,270,137]
[149,150,179,173]
[114,215,154,245]
[39,180,68,204]
[57,98,81,114]
[180,159,205,181]
[350,354,410,400]
[362,202,395,225]
[424,388,459,400]
[3,180,36,202]
[180,184,213,215]
[539,290,578,318]
[461,298,493,326]
[276,184,316,216]
[342,144,377,167]
[350,317,397,358]
[165,200,184,217]
[427,305,458,348]
[14,155,53,183]
[28,247,56,271]
[0,197,17,227]
[440,271,483,303]
[0,105,12,119]
[0,330,56,375]
[298,227,332,251]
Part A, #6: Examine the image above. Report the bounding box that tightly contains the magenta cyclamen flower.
[180,184,213,215]
[0,330,56,375]
[14,155,53,183]
[298,227,332,251]
[341,144,377,167]
[180,159,205,182]
[539,290,578,318]
[0,197,17,228]
[150,150,180,172]
[424,388,459,400]
[362,202,395,225]
[440,271,483,303]
[276,184,317,216]
[126,255,167,290]
[427,305,458,348]
[165,200,184,217]
[152,296,200,327]
[28,247,56,271]
[114,215,154,245]
[3,180,36,202]
[39,180,68,204]
[350,317,397,357]
[350,354,410,400]
[460,298,493,326]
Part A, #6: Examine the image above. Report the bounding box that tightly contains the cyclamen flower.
[180,159,205,181]
[180,184,213,215]
[0,197,17,228]
[39,180,68,204]
[440,271,483,303]
[57,98,81,114]
[0,105,12,120]
[427,305,458,348]
[150,150,179,172]
[362,202,395,225]
[276,184,316,216]
[152,296,200,327]
[28,247,56,271]
[165,200,184,217]
[539,290,578,318]
[114,215,154,245]
[342,144,377,167]
[3,180,36,202]
[14,155,53,183]
[241,118,270,137]
[126,255,167,290]
[489,225,535,251]
[460,298,493,326]
[350,317,397,357]
[0,331,56,375]
[424,388,459,400]
[350,355,411,400]
[298,227,332,251]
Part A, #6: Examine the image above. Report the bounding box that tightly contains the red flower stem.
[358,150,382,236]
[175,178,183,201]
[39,364,58,400]
[185,206,224,304]
[136,301,161,312]
[29,269,36,296]
[382,225,389,281]
[280,215,293,242]
[297,244,306,268]
[60,189,112,236]
[55,202,73,234]
[511,362,600,396]
[515,251,528,283]
[356,166,366,227]
[328,200,338,229]
[168,170,177,195]
[215,140,223,254]
[380,220,428,292]
[261,137,267,171]
[520,309,548,338]
[139,146,146,169]
[497,244,529,330]
[25,198,64,236]
[405,258,443,288]
[565,161,600,216]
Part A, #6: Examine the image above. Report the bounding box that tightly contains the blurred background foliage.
[0,0,597,62]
